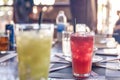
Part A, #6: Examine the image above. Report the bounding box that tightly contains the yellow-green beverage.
[16,24,53,80]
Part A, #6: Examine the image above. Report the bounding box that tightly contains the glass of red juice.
[70,32,94,78]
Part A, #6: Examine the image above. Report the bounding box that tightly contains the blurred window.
[0,0,13,32]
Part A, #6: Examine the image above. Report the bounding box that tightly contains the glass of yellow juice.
[15,24,54,80]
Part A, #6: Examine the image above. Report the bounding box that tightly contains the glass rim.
[15,23,54,31]
[72,31,94,35]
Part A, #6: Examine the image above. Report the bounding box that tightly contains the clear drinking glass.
[70,31,94,78]
[62,31,72,57]
[15,24,54,80]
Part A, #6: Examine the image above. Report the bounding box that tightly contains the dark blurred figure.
[112,11,120,44]
[14,0,33,23]
[70,0,97,31]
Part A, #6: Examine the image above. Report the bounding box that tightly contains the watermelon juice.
[70,32,94,78]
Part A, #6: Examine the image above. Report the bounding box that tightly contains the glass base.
[73,72,90,78]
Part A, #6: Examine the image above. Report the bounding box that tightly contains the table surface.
[49,41,120,80]
[0,40,120,80]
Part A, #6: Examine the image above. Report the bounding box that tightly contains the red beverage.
[70,32,94,78]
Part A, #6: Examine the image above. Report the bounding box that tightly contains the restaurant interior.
[0,0,120,34]
[0,0,120,80]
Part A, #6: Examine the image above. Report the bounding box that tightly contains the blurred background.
[0,0,120,35]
